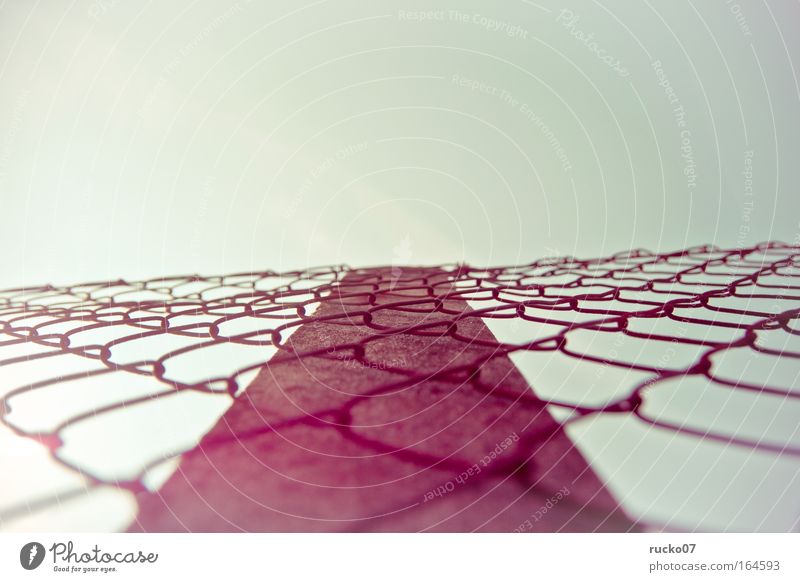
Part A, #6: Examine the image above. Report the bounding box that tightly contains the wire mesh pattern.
[0,242,798,530]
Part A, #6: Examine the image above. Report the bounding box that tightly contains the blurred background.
[0,0,797,284]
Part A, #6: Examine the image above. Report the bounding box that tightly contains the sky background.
[0,0,798,288]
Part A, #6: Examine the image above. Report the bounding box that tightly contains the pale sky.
[1,0,798,288]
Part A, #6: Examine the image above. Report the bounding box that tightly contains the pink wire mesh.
[0,242,798,528]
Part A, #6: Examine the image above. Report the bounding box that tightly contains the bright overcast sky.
[1,0,798,287]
